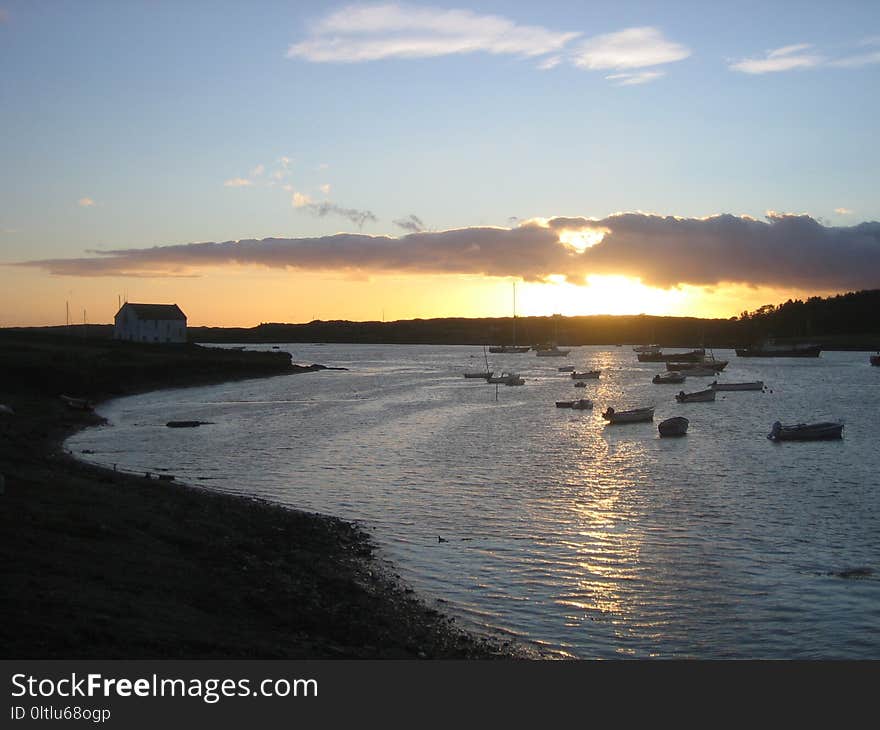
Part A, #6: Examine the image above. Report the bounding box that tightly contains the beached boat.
[602,406,654,424]
[571,398,593,410]
[571,370,600,380]
[767,421,844,441]
[633,344,661,353]
[675,388,716,403]
[736,341,821,357]
[658,416,689,437]
[60,394,95,412]
[653,372,686,384]
[710,380,764,391]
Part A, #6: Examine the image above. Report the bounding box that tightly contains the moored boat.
[675,388,716,403]
[658,416,689,437]
[638,348,704,363]
[736,341,821,357]
[571,398,593,410]
[653,371,686,384]
[463,371,492,378]
[871,354,880,366]
[767,421,844,441]
[710,380,764,391]
[602,406,654,424]
[536,345,571,357]
[571,370,600,379]
[667,359,728,372]
[555,400,574,408]
[557,365,575,372]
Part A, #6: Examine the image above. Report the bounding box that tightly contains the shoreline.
[0,336,521,659]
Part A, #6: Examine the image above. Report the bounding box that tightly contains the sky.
[1,0,878,327]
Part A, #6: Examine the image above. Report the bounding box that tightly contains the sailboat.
[489,282,530,353]
[463,345,493,379]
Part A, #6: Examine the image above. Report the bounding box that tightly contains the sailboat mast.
[512,282,516,346]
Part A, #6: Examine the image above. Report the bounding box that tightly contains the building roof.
[119,303,187,321]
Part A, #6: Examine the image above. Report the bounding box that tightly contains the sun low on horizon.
[1,1,878,327]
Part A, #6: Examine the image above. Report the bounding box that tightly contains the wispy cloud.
[731,38,880,74]
[288,6,687,83]
[16,212,880,292]
[835,207,854,215]
[287,3,579,63]
[605,70,665,86]
[77,197,96,207]
[224,178,253,187]
[250,163,265,177]
[319,183,331,195]
[300,201,378,230]
[393,214,425,233]
[571,27,690,71]
[730,43,824,73]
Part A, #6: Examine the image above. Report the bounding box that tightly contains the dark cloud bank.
[16,213,880,290]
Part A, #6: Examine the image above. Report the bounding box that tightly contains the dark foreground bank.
[0,333,516,658]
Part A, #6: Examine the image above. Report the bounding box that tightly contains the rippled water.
[68,345,880,658]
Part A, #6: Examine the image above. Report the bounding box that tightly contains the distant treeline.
[12,289,880,350]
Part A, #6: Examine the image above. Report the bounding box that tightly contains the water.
[68,345,880,658]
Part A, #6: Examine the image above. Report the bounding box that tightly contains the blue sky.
[1,1,878,325]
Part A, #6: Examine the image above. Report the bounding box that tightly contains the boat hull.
[767,421,844,441]
[675,389,716,403]
[736,346,821,357]
[710,381,764,391]
[658,416,689,437]
[602,407,654,424]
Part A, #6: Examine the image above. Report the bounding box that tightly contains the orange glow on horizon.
[0,266,840,328]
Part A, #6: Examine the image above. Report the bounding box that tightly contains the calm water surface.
[68,345,880,658]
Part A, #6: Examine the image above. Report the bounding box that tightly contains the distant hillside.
[9,289,880,349]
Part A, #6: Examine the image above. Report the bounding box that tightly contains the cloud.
[393,214,425,233]
[287,3,579,64]
[319,183,331,195]
[829,49,880,68]
[300,201,378,229]
[0,9,8,24]
[15,212,880,291]
[605,70,665,85]
[835,207,853,215]
[291,192,312,208]
[250,164,265,177]
[571,27,690,70]
[730,43,824,74]
[77,197,96,207]
[224,178,253,187]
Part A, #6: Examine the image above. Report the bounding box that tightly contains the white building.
[114,303,187,343]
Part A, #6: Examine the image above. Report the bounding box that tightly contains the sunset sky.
[1,1,879,326]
